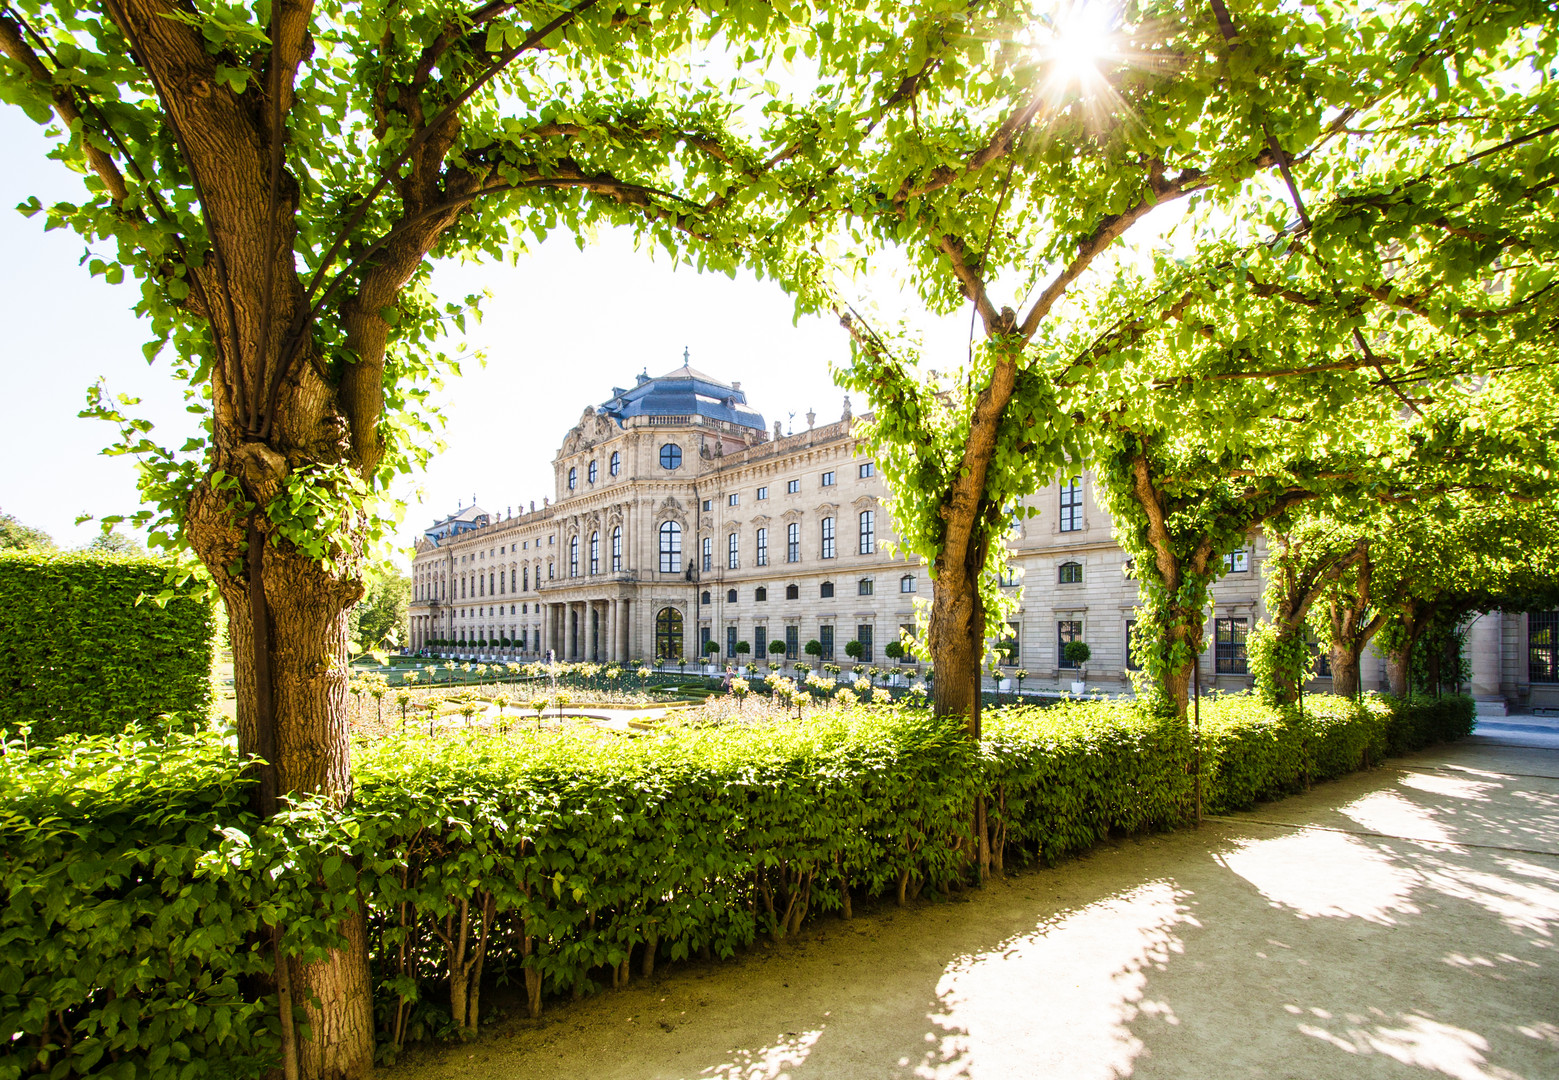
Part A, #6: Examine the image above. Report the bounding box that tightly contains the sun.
[1033,0,1120,95]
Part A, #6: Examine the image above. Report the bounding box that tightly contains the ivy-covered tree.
[810,0,1559,727]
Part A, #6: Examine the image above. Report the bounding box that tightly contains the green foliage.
[0,510,54,552]
[1061,641,1091,667]
[0,551,214,742]
[844,640,865,661]
[0,731,280,1078]
[349,563,410,655]
[1246,620,1315,707]
[3,691,1472,1070]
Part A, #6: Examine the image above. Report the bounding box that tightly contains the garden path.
[386,728,1559,1080]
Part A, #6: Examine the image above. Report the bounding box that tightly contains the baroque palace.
[409,361,1553,711]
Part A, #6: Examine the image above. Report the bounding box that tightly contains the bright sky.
[0,106,971,563]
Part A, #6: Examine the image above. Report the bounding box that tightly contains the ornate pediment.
[750,514,772,528]
[814,502,840,517]
[851,495,878,511]
[781,508,804,523]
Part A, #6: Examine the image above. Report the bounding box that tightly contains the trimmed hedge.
[0,693,1473,1077]
[0,552,215,741]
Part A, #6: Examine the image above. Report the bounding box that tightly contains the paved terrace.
[388,719,1559,1080]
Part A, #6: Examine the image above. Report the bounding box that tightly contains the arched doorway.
[655,607,684,661]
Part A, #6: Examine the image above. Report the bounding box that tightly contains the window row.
[567,451,625,490]
[695,622,882,662]
[697,575,916,604]
[662,513,879,573]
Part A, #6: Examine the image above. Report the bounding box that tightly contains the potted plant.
[1014,667,1029,699]
[702,638,721,673]
[768,638,787,670]
[804,639,823,661]
[1063,640,1091,695]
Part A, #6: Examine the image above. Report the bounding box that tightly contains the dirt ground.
[385,734,1559,1080]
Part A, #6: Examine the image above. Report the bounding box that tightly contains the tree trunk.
[928,553,986,734]
[195,503,373,1077]
[1387,649,1412,697]
[1330,642,1362,698]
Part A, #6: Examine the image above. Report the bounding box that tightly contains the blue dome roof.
[600,363,766,431]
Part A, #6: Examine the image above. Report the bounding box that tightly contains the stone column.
[1469,611,1506,717]
[607,600,619,663]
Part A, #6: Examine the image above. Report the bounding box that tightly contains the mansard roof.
[599,361,766,432]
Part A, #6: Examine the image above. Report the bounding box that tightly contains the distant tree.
[349,564,409,655]
[0,509,54,551]
[85,528,145,555]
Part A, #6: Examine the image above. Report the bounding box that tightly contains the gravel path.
[385,731,1559,1080]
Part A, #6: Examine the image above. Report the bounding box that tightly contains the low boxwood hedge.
[0,693,1473,1077]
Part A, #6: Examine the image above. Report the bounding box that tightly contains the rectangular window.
[858,578,873,596]
[727,625,738,658]
[785,624,799,660]
[1531,612,1559,683]
[757,486,769,500]
[700,625,712,655]
[899,624,915,663]
[1223,548,1250,573]
[1126,620,1141,671]
[859,462,875,478]
[702,536,712,572]
[787,522,800,563]
[857,624,874,662]
[1216,617,1250,675]
[755,625,767,660]
[821,471,836,487]
[821,517,836,559]
[1001,621,1020,665]
[756,528,769,566]
[859,510,875,554]
[1058,620,1083,668]
[900,575,916,593]
[728,532,739,570]
[819,624,835,660]
[702,499,712,512]
[1060,477,1083,532]
[729,493,739,507]
[787,479,800,494]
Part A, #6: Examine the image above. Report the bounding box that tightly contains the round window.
[660,443,682,470]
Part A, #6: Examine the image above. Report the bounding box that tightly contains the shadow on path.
[386,740,1559,1080]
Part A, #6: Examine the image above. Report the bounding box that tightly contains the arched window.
[655,607,684,660]
[500,569,506,594]
[821,517,836,559]
[610,451,621,477]
[569,535,579,577]
[611,526,622,571]
[660,443,682,470]
[701,590,711,604]
[589,531,600,575]
[755,587,768,602]
[900,574,916,593]
[568,466,577,490]
[588,460,598,484]
[1059,561,1083,583]
[727,589,738,604]
[785,584,800,600]
[659,521,682,572]
[859,510,875,554]
[820,581,835,598]
[728,532,739,570]
[523,566,529,591]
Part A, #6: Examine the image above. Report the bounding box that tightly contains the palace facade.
[409,361,1555,711]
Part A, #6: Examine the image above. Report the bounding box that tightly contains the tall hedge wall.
[0,551,215,741]
[0,693,1474,1078]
